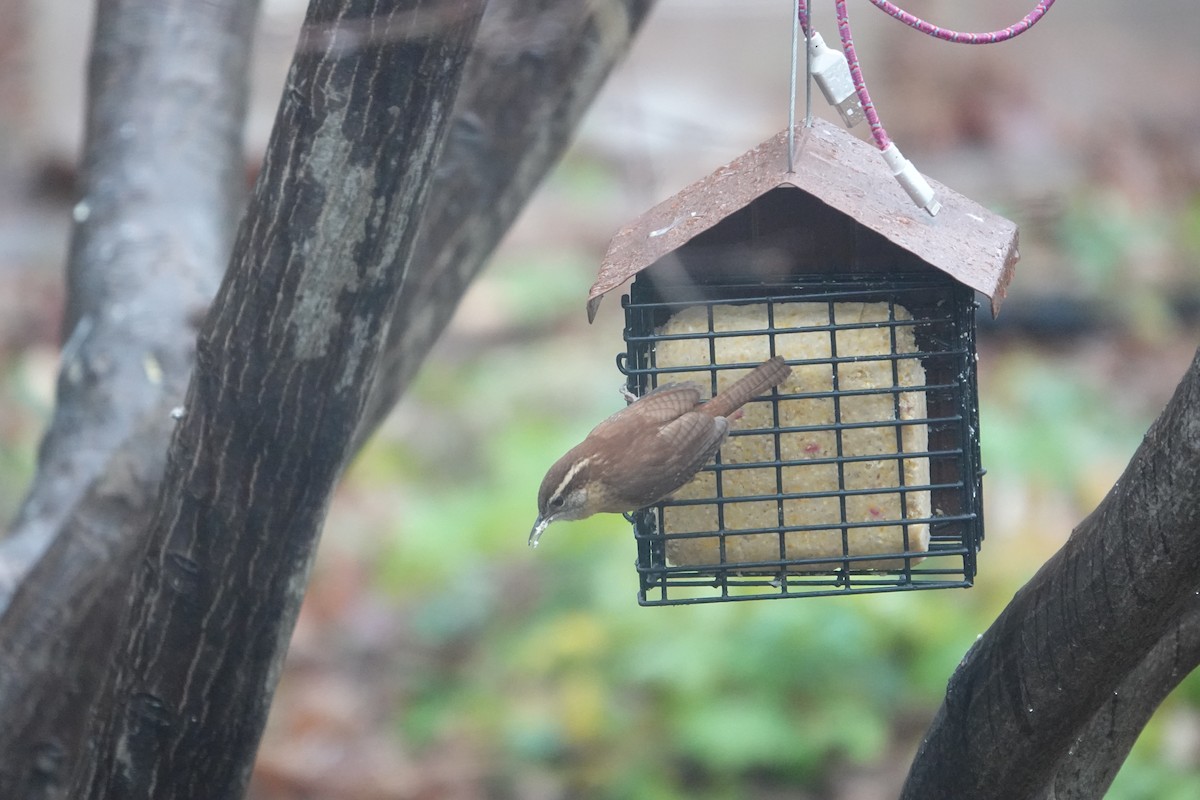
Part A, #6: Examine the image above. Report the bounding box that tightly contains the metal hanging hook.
[787,0,814,173]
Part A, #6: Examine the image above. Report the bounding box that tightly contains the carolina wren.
[529,356,791,547]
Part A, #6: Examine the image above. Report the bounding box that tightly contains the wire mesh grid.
[620,273,982,605]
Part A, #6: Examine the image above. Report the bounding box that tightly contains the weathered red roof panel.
[588,118,1018,321]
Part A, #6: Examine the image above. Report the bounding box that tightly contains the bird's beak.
[528,515,550,548]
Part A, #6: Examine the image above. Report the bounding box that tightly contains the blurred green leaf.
[981,353,1147,490]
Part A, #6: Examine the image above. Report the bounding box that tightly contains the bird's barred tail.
[701,356,791,419]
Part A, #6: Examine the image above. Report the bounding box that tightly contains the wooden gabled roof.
[587,118,1019,321]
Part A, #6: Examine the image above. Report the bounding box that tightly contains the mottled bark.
[902,346,1200,799]
[67,1,489,795]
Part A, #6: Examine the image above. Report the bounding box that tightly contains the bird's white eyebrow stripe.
[551,457,591,501]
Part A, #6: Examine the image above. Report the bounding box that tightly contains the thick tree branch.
[902,345,1200,799]
[0,0,251,600]
[67,1,488,795]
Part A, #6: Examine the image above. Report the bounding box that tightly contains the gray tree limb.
[0,415,167,799]
[0,0,253,603]
[902,345,1200,799]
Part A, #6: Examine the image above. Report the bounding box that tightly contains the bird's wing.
[606,411,729,509]
[590,383,702,435]
[637,381,701,401]
[655,411,730,479]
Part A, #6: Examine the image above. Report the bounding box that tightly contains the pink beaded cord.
[798,0,1057,151]
[834,0,890,149]
[867,0,1056,45]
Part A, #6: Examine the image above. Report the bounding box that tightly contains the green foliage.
[1058,194,1144,292]
[0,354,51,522]
[1180,193,1200,261]
[980,353,1147,491]
[1109,745,1200,800]
[488,249,598,326]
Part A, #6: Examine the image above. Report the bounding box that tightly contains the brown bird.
[529,356,791,547]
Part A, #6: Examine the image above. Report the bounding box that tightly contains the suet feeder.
[587,120,1018,605]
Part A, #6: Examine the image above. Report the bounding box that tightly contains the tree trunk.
[1036,600,1200,799]
[70,0,489,795]
[358,0,658,440]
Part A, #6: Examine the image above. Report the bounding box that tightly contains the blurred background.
[2,1,1200,797]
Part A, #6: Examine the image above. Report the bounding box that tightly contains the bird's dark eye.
[550,496,565,509]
